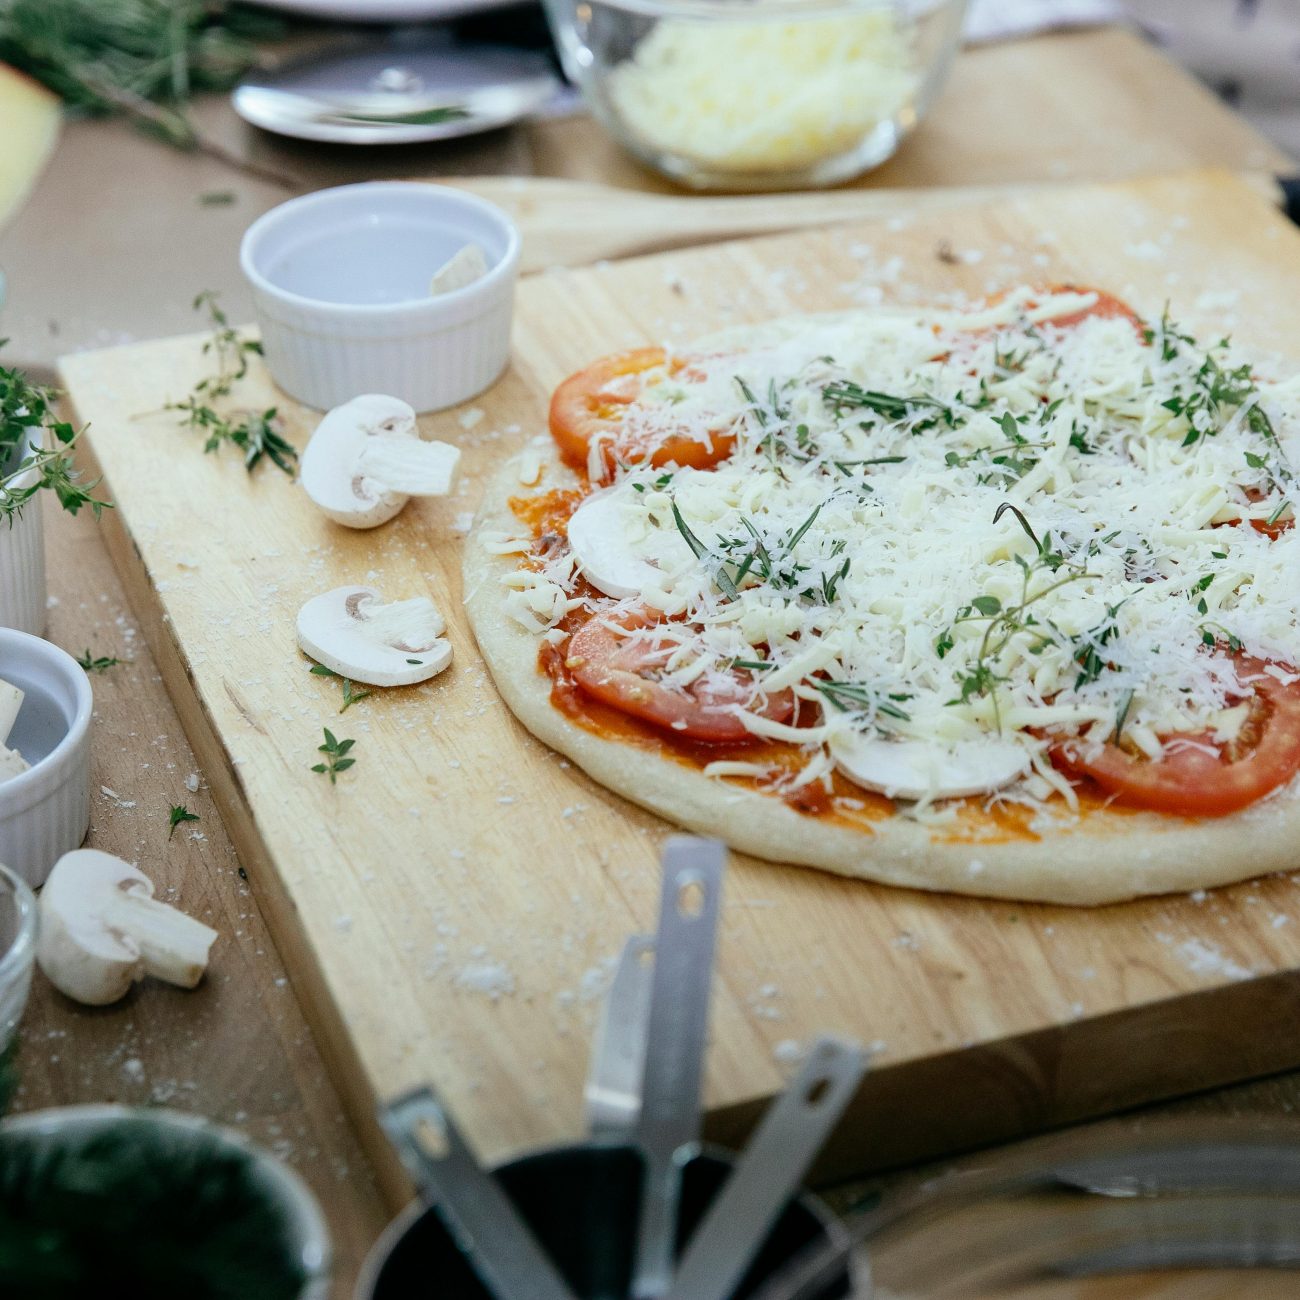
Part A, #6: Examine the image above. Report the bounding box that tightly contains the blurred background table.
[0,25,1288,377]
[4,20,1298,1300]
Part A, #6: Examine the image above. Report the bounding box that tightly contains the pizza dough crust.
[464,444,1300,907]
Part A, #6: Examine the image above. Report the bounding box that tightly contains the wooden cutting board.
[60,169,1300,1206]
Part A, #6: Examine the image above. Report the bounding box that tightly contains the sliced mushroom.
[567,484,691,598]
[297,585,453,687]
[36,849,218,1007]
[430,242,489,297]
[300,393,462,530]
[830,732,1030,802]
[0,676,22,746]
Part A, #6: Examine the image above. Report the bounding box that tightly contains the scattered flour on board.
[1177,938,1251,981]
[455,962,516,1000]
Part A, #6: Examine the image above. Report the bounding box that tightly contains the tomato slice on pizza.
[549,347,737,476]
[564,607,794,743]
[1053,657,1300,816]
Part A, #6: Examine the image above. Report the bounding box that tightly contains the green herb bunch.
[0,1120,308,1299]
[0,352,109,525]
[0,0,277,150]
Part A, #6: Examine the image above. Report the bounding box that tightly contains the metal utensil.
[632,836,726,1299]
[667,1036,867,1300]
[380,1087,582,1300]
[586,933,654,1139]
[234,34,568,145]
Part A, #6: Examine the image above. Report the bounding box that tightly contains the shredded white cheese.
[606,8,918,173]
[506,288,1300,811]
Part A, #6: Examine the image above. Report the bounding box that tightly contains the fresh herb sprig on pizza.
[466,287,1300,903]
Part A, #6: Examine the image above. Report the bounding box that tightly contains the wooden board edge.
[68,424,414,1216]
[707,963,1300,1188]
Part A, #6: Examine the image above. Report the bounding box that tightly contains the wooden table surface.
[7,23,1300,1299]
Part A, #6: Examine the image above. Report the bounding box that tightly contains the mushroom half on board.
[297,585,452,687]
[36,849,218,1006]
[300,393,461,530]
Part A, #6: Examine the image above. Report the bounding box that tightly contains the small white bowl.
[240,181,520,413]
[0,428,49,636]
[0,629,92,887]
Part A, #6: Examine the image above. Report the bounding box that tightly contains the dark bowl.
[358,1142,853,1300]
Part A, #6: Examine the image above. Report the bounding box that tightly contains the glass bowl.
[0,861,36,1053]
[543,0,969,191]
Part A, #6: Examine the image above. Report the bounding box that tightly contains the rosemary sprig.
[821,380,957,431]
[1113,688,1135,743]
[0,0,292,188]
[671,500,738,599]
[166,293,297,477]
[815,679,912,721]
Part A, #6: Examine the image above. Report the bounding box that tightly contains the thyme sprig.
[166,293,297,476]
[76,650,122,673]
[167,804,199,839]
[1147,309,1296,520]
[1068,600,1128,689]
[311,728,356,784]
[944,413,1051,485]
[939,504,1097,727]
[0,355,110,524]
[308,664,372,713]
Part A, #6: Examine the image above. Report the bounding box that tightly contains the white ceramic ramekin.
[0,629,92,887]
[0,1106,331,1298]
[0,428,48,636]
[240,181,520,413]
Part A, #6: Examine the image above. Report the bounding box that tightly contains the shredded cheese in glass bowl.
[543,0,968,190]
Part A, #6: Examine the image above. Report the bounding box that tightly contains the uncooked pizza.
[464,287,1300,904]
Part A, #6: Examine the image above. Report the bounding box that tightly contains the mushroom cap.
[36,848,148,1006]
[297,585,453,688]
[300,394,418,530]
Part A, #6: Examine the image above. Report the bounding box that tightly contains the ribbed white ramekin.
[0,629,91,887]
[0,429,48,635]
[240,182,520,414]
